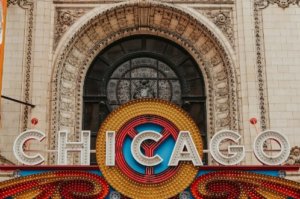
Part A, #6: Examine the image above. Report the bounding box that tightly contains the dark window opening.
[83,35,207,165]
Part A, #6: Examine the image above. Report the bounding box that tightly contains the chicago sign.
[4,99,299,198]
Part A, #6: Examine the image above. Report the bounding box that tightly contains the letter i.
[106,131,116,166]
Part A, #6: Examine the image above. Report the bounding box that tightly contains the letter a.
[168,131,203,166]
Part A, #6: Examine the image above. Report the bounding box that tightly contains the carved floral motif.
[197,9,234,48]
[54,8,91,49]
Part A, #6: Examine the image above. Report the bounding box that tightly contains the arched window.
[83,35,206,164]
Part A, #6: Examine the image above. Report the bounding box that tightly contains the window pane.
[102,45,124,63]
[187,79,205,96]
[180,59,200,79]
[158,61,177,78]
[83,102,99,132]
[111,61,130,78]
[84,79,101,95]
[122,39,142,52]
[146,38,166,54]
[132,80,157,99]
[90,58,109,78]
[165,44,186,65]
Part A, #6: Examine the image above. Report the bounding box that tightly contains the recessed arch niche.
[50,0,239,164]
[84,35,207,164]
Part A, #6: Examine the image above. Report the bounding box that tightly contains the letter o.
[253,130,290,165]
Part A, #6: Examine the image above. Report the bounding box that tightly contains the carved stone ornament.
[50,0,239,164]
[256,0,300,9]
[254,2,270,130]
[285,146,300,165]
[8,0,33,9]
[196,8,234,48]
[54,8,91,50]
[8,0,34,131]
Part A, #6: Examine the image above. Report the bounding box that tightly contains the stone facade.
[0,0,300,179]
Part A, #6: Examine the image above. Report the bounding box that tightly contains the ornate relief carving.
[254,1,270,130]
[8,0,34,131]
[50,1,239,163]
[8,0,33,9]
[54,8,91,50]
[196,8,234,48]
[285,146,300,165]
[256,0,300,9]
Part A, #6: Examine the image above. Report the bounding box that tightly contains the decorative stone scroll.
[50,0,239,163]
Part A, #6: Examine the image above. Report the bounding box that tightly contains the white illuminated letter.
[13,129,45,165]
[210,130,245,165]
[106,131,115,166]
[131,131,163,166]
[57,130,90,165]
[168,131,203,166]
[253,130,290,165]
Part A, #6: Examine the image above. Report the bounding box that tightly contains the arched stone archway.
[50,0,239,163]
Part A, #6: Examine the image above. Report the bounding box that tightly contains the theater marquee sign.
[1,99,300,198]
[97,99,203,198]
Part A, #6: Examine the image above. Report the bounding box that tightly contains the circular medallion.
[96,99,203,199]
